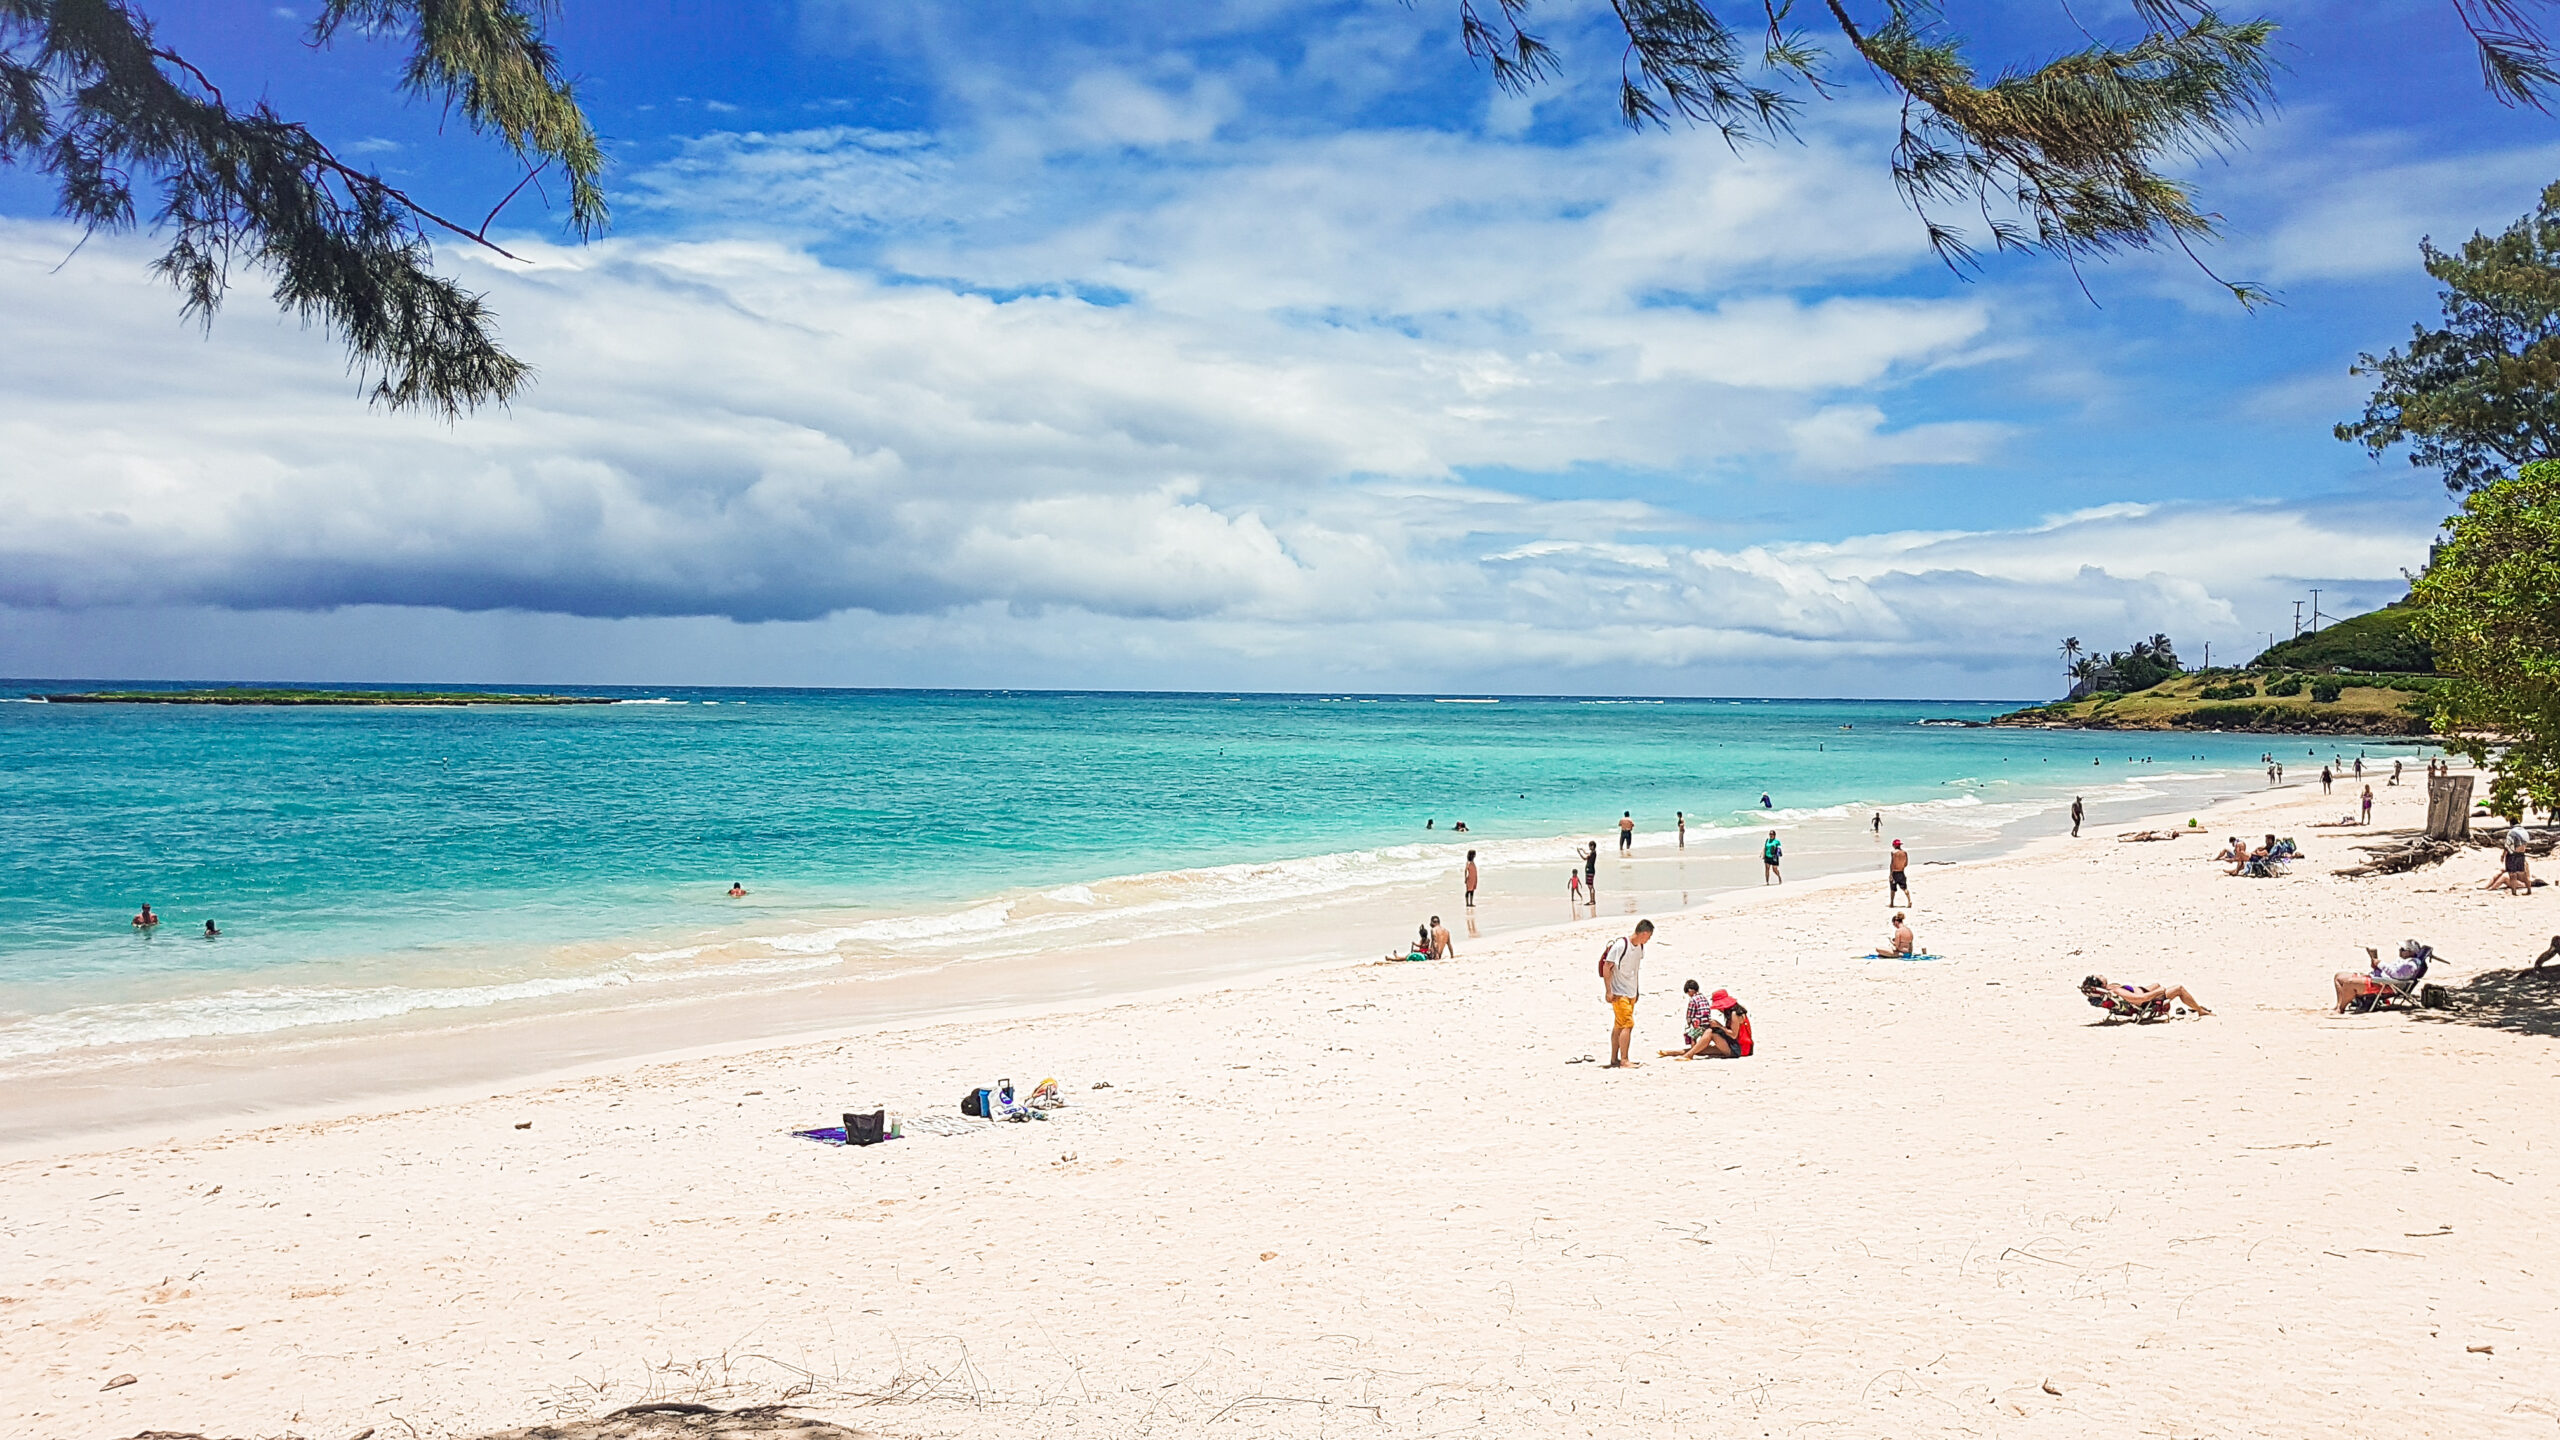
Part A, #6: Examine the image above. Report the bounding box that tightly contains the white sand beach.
[6,775,2557,1439]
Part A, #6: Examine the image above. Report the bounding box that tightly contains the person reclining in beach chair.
[2081,974,2213,1021]
[2243,834,2288,878]
[2334,940,2433,1013]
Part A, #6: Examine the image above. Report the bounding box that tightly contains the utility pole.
[2309,588,2323,633]
[2201,640,2211,671]
[2292,600,2304,640]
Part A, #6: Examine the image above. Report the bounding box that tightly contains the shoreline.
[3,760,2370,1157]
[0,758,2295,1151]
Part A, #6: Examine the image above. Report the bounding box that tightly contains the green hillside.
[2248,602,2433,673]
[1996,671,2441,734]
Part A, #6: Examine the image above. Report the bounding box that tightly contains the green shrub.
[2184,703,2274,728]
[2090,690,2125,705]
[2310,677,2345,702]
[2263,674,2306,697]
[2199,681,2258,700]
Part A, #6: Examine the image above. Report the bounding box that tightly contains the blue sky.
[0,0,2551,695]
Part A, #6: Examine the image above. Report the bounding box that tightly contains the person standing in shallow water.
[1619,811,1635,853]
[1677,811,1686,848]
[1584,842,1598,901]
[1463,850,1478,909]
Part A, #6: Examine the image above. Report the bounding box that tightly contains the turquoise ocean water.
[0,683,2414,1086]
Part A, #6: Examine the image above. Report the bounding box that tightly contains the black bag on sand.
[845,1110,887,1145]
[961,1088,987,1117]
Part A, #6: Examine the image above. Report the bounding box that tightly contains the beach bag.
[844,1109,887,1146]
[1596,937,1626,978]
[962,1079,1016,1118]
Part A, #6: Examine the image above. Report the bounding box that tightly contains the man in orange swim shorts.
[1598,919,1654,1068]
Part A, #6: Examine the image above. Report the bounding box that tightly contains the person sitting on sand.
[1384,922,1432,963]
[1662,983,1751,1059]
[2335,941,2430,1012]
[727,882,747,897]
[2221,838,2252,876]
[1660,980,1717,1058]
[2082,975,2213,1016]
[1428,915,1454,959]
[2487,829,2534,897]
[132,904,157,928]
[1881,912,1916,957]
[2535,935,2560,970]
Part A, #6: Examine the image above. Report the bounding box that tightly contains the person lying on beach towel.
[2081,975,2213,1017]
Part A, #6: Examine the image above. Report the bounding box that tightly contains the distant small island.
[39,688,615,707]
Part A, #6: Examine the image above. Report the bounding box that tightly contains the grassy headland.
[1995,671,2440,734]
[40,688,616,706]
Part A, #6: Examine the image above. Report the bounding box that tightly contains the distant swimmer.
[1762,831,1783,885]
[1452,821,1469,832]
[1464,850,1479,909]
[727,882,747,897]
[1426,819,1435,830]
[1760,792,1773,809]
[1619,811,1635,853]
[132,904,158,928]
[202,919,220,938]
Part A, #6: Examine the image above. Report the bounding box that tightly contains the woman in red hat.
[1661,982,1753,1059]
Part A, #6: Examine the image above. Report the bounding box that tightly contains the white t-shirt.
[1604,938,1645,999]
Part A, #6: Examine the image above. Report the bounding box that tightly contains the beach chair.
[2083,986,2171,1023]
[2350,953,2434,1013]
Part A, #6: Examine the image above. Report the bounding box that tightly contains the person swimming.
[132,904,158,928]
[727,882,747,897]
[203,919,220,938]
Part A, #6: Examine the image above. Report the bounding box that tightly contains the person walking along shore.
[1888,839,1912,904]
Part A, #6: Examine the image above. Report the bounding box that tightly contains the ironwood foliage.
[1469,2,2560,302]
[2338,179,2560,494]
[0,0,604,416]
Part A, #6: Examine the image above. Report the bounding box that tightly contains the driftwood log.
[2334,828,2558,878]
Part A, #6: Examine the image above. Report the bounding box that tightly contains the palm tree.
[2146,633,2178,667]
[2059,637,2082,676]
